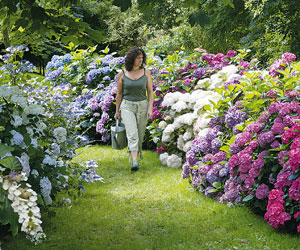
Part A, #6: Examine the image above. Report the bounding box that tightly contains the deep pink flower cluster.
[285,90,300,98]
[281,123,300,144]
[202,50,238,68]
[288,177,300,200]
[156,145,166,154]
[271,122,285,135]
[264,189,291,228]
[274,171,292,190]
[152,107,160,120]
[245,121,264,134]
[282,52,296,62]
[258,131,276,147]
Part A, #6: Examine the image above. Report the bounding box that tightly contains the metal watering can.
[111,119,127,150]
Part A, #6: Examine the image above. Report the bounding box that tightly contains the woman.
[114,47,154,171]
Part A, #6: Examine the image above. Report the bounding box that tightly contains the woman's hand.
[114,112,121,120]
[147,109,153,120]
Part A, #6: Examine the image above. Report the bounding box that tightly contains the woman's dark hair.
[124,46,147,71]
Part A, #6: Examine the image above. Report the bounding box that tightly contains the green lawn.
[3,145,300,250]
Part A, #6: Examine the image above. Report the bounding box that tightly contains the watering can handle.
[116,118,120,131]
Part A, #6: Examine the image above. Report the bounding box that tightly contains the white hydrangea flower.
[11,114,23,127]
[10,95,27,108]
[171,100,188,113]
[177,135,185,151]
[0,177,45,242]
[159,152,169,165]
[183,131,192,141]
[179,93,191,103]
[162,92,183,107]
[36,121,47,134]
[167,154,182,168]
[53,127,67,143]
[183,140,192,152]
[164,124,175,135]
[198,127,210,137]
[162,133,171,143]
[158,121,167,129]
[24,104,45,116]
[164,115,172,121]
[196,78,210,89]
[221,65,238,75]
[153,136,160,143]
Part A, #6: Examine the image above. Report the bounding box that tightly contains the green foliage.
[105,6,148,55]
[145,24,204,57]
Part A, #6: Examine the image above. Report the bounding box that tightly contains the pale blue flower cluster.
[10,130,24,146]
[42,154,57,166]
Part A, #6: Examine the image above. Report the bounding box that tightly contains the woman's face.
[134,53,143,68]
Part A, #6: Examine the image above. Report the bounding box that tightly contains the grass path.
[4,145,300,250]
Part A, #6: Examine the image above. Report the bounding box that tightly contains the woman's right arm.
[114,71,123,119]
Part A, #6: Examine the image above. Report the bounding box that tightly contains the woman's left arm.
[145,68,154,120]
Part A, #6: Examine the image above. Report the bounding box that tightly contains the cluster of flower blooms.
[45,54,72,80]
[80,160,104,183]
[0,174,46,243]
[269,52,297,77]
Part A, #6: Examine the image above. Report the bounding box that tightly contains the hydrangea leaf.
[0,144,14,158]
[243,194,254,202]
[0,156,22,171]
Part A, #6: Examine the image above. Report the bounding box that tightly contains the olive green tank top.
[122,69,147,101]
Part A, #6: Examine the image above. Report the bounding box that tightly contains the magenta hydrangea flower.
[279,103,292,117]
[275,171,292,190]
[268,102,281,114]
[235,132,252,147]
[245,121,264,134]
[270,140,280,149]
[152,107,160,120]
[271,123,285,135]
[269,59,287,77]
[226,50,237,58]
[213,151,227,163]
[258,131,275,147]
[255,184,270,199]
[264,189,291,229]
[288,148,300,171]
[289,177,300,200]
[282,52,296,62]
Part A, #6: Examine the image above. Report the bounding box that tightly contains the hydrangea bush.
[146,48,255,168]
[44,45,125,143]
[0,46,104,243]
[180,51,300,232]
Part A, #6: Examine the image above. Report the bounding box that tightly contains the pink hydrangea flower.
[268,102,282,114]
[259,111,271,122]
[258,131,275,147]
[282,52,296,62]
[235,132,252,147]
[288,177,300,200]
[245,121,264,134]
[271,123,285,135]
[226,50,237,58]
[274,171,292,190]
